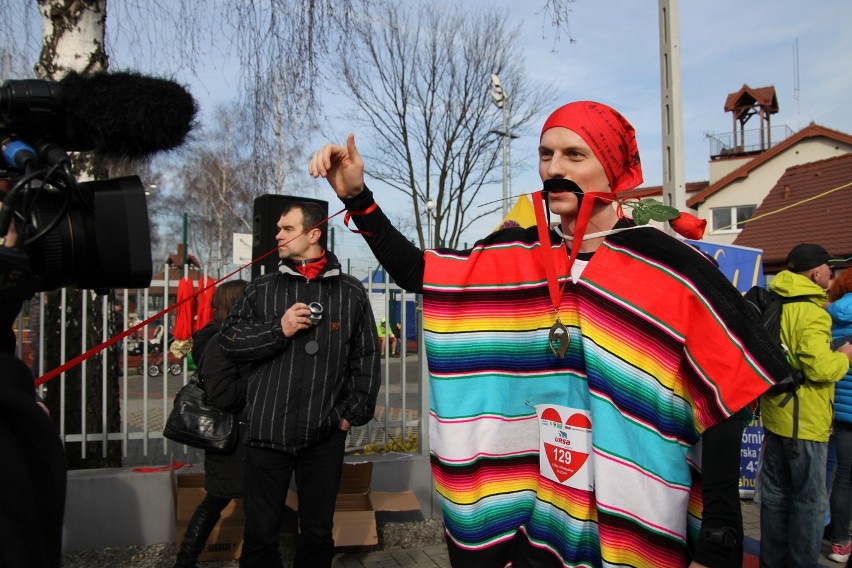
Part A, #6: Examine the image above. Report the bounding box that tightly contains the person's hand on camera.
[2,218,17,247]
[280,303,313,338]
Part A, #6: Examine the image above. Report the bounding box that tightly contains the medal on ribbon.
[549,316,570,358]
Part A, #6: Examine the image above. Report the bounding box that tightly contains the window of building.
[711,205,756,233]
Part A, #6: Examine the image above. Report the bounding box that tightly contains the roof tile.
[733,153,852,272]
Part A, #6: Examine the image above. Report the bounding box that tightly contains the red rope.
[34,208,346,387]
[132,462,192,473]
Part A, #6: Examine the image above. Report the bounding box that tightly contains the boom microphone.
[0,70,197,158]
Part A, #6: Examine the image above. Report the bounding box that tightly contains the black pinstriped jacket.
[219,251,380,452]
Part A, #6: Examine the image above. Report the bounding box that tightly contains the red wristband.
[343,202,378,236]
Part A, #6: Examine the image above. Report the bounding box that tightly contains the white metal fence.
[15,263,426,466]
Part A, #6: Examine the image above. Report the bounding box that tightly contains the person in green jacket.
[759,243,852,567]
[376,316,397,357]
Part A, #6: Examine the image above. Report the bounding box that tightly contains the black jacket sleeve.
[198,334,247,413]
[342,187,426,293]
[340,292,381,427]
[219,279,290,362]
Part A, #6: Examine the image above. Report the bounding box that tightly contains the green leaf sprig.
[623,198,681,225]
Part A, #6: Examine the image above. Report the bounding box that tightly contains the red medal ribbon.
[532,190,567,312]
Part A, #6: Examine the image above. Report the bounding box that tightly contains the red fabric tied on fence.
[172,277,195,341]
[195,276,216,331]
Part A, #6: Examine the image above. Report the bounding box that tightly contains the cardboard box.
[286,461,423,548]
[172,472,245,561]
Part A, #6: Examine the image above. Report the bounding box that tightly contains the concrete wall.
[62,453,440,552]
[63,466,176,551]
[358,453,441,521]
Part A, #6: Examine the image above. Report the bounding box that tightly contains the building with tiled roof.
[686,123,852,246]
[127,243,204,313]
[733,153,852,274]
[619,180,708,201]
[630,85,852,248]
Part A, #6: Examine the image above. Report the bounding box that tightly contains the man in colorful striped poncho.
[309,101,789,567]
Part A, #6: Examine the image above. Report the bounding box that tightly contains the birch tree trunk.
[37,0,123,469]
[35,0,107,79]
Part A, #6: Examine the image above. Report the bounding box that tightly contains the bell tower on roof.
[723,84,779,155]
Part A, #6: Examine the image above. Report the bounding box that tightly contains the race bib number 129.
[535,404,594,490]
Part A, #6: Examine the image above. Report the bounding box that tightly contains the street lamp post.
[425,200,436,249]
[490,74,518,219]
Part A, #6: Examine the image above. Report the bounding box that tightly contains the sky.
[6,0,852,258]
[170,0,852,245]
[461,0,852,238]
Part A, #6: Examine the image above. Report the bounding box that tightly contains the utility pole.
[658,0,687,219]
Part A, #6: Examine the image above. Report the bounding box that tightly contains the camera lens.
[25,176,153,291]
[308,302,323,325]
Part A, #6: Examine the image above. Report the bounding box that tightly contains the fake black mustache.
[542,179,583,195]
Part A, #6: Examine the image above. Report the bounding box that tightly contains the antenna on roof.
[793,39,801,131]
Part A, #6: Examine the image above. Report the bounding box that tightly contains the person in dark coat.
[0,335,66,568]
[219,202,380,568]
[174,279,249,568]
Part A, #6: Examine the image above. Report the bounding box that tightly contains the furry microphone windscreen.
[59,70,198,158]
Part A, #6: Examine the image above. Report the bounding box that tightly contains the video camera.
[0,70,197,299]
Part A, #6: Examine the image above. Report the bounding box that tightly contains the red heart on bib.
[541,407,563,424]
[543,412,591,483]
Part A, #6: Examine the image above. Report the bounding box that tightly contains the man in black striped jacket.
[220,201,380,568]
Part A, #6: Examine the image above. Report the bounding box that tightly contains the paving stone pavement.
[332,546,451,568]
[119,412,842,567]
[330,500,845,568]
[742,498,840,567]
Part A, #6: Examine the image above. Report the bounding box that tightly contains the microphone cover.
[60,71,198,158]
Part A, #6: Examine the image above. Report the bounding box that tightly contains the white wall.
[698,139,852,245]
[708,156,752,184]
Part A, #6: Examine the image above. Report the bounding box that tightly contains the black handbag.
[163,376,238,453]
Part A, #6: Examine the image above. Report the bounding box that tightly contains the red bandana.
[537,101,645,277]
[540,101,643,194]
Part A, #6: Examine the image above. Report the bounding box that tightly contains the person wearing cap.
[377,316,397,357]
[758,243,852,567]
[309,101,791,567]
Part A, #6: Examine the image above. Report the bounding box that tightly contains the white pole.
[501,104,510,218]
[659,0,687,219]
[426,200,436,248]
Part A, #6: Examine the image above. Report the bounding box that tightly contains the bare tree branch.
[539,0,577,46]
[337,2,553,249]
